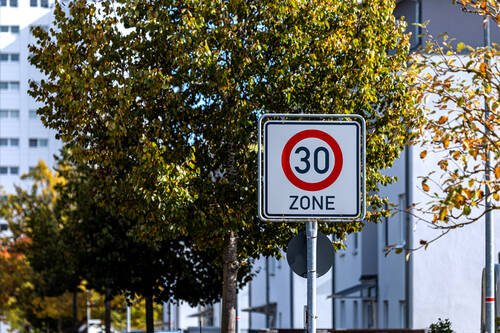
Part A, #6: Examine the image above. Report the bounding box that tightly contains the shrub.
[429,318,453,333]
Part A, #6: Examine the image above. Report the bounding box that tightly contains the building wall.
[377,150,408,329]
[411,142,500,331]
[0,0,62,200]
[395,0,500,50]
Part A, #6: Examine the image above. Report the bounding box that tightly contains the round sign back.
[286,231,335,278]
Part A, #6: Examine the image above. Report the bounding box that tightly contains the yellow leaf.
[443,137,450,149]
[495,166,500,179]
[438,116,448,124]
[477,190,484,200]
[422,183,430,192]
[480,62,487,74]
[439,207,448,221]
[420,150,427,159]
[493,193,500,201]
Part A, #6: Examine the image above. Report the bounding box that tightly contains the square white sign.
[261,120,362,220]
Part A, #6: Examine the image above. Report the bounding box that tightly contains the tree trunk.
[145,294,154,333]
[221,230,238,333]
[73,290,78,333]
[105,289,111,333]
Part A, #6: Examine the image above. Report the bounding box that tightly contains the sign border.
[258,114,366,222]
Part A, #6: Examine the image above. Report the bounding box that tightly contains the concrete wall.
[395,0,500,50]
[378,151,408,329]
[410,142,500,331]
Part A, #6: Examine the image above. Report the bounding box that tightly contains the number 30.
[294,146,329,174]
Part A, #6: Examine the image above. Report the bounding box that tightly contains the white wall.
[411,143,498,332]
[377,149,408,329]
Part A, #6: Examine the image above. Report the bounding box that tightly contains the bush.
[429,318,453,333]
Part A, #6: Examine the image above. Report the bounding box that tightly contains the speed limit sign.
[258,114,365,221]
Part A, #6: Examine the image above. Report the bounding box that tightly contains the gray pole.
[126,301,131,332]
[484,15,494,333]
[306,221,317,333]
[87,291,91,333]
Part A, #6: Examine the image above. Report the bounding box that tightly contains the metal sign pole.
[306,221,317,333]
[484,15,494,333]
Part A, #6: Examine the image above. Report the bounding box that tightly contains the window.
[10,53,19,62]
[384,202,389,248]
[30,0,37,6]
[29,110,38,119]
[0,54,8,62]
[340,301,346,328]
[0,82,20,91]
[363,301,375,328]
[399,194,407,244]
[41,0,48,7]
[383,301,389,328]
[0,138,19,146]
[0,0,6,6]
[399,301,406,328]
[10,26,19,33]
[29,138,49,148]
[9,0,17,7]
[0,110,20,118]
[0,224,7,232]
[0,166,20,175]
[0,26,9,33]
[29,167,35,172]
[353,301,358,328]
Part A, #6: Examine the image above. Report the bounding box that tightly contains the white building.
[0,1,61,331]
[0,0,62,212]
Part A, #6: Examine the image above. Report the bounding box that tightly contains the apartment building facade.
[0,0,62,221]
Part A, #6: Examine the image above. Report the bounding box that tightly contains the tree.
[0,162,83,333]
[29,1,422,332]
[58,156,236,333]
[414,0,499,247]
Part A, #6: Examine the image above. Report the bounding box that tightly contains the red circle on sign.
[281,130,343,191]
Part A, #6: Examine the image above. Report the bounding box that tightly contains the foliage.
[429,318,454,333]
[29,0,422,331]
[1,161,80,296]
[452,0,499,21]
[29,0,422,250]
[57,156,232,306]
[0,161,83,332]
[0,233,83,333]
[414,0,499,247]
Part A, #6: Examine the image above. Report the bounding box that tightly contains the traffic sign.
[286,231,335,278]
[258,114,365,221]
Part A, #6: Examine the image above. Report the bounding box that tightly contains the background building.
[0,0,62,234]
[1,2,60,332]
